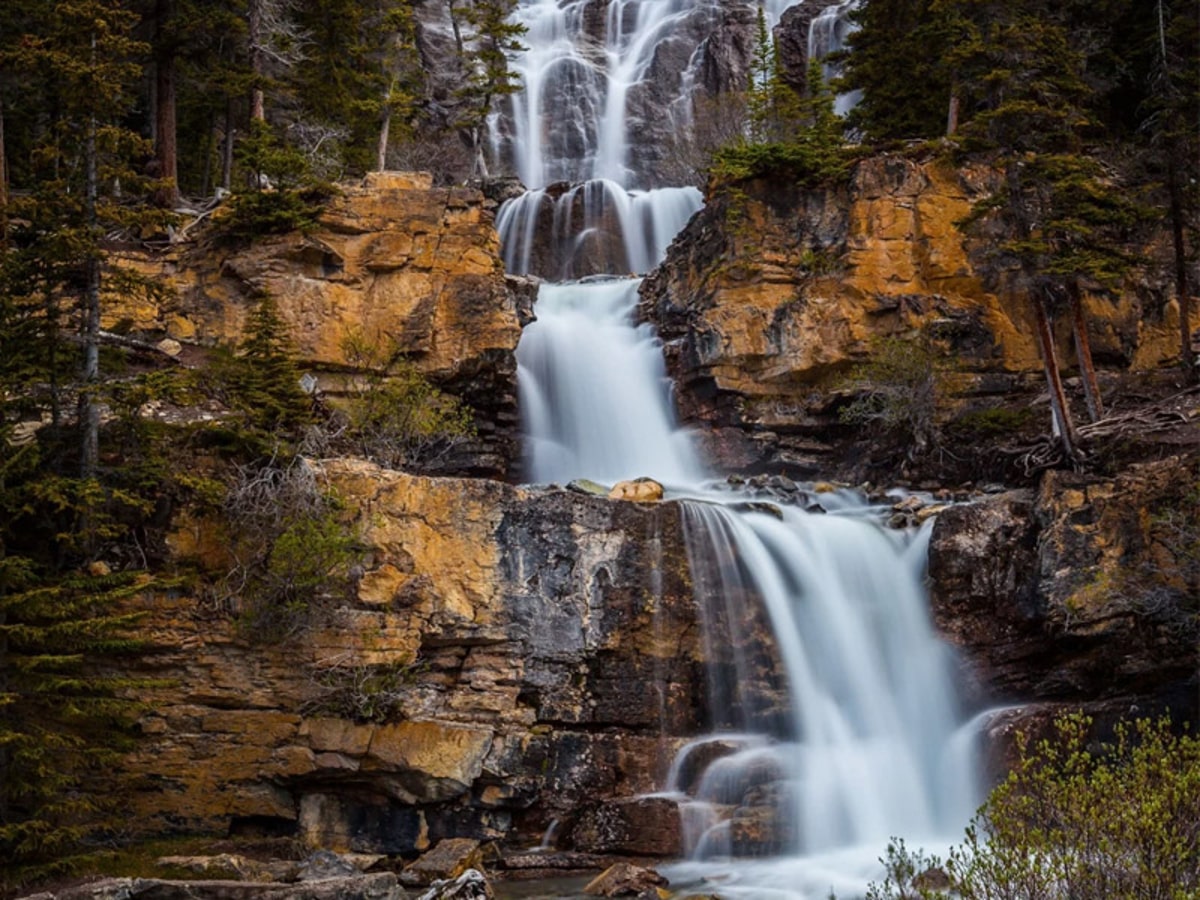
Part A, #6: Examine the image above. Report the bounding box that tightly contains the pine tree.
[843,0,957,140]
[456,0,526,178]
[950,0,1143,457]
[1,0,169,476]
[229,292,312,432]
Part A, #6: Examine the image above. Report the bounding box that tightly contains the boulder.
[582,863,668,898]
[567,797,683,857]
[415,869,491,900]
[608,478,665,503]
[928,457,1200,712]
[401,840,485,888]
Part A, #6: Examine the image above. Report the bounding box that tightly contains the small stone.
[608,478,664,503]
[915,504,950,523]
[583,862,668,897]
[296,849,360,881]
[402,838,484,887]
[568,479,611,497]
[730,501,784,520]
[156,337,183,357]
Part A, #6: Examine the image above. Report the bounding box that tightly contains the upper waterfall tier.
[495,0,728,190]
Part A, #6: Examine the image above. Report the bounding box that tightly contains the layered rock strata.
[928,455,1200,760]
[640,155,1196,477]
[107,173,523,477]
[121,461,725,854]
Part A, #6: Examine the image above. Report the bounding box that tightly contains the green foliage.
[867,714,1200,900]
[335,330,475,471]
[0,567,153,886]
[217,292,313,433]
[217,457,360,642]
[838,335,959,455]
[301,657,421,723]
[218,120,337,242]
[712,60,850,186]
[864,839,946,900]
[842,0,957,141]
[949,406,1035,438]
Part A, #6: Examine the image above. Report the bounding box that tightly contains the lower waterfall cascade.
[514,275,984,899]
[495,0,985,896]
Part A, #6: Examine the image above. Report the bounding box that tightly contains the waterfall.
[492,0,713,277]
[516,278,702,486]
[501,1,983,896]
[807,0,864,116]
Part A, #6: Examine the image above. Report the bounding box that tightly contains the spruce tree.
[950,0,1143,456]
[456,0,526,177]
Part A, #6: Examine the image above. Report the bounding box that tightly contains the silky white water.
[500,1,984,896]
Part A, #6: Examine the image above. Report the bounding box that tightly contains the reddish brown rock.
[566,797,683,858]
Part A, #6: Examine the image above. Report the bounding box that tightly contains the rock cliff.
[107,173,524,477]
[640,154,1196,478]
[120,461,711,854]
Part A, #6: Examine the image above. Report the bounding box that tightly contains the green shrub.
[333,330,475,471]
[216,457,360,642]
[838,335,959,456]
[866,714,1200,899]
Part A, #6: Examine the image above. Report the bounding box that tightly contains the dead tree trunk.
[1068,282,1104,422]
[1034,293,1079,462]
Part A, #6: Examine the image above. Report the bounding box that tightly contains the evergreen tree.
[456,0,526,177]
[291,0,423,175]
[843,0,957,140]
[228,292,312,432]
[950,0,1143,456]
[1,0,170,476]
[1138,0,1200,380]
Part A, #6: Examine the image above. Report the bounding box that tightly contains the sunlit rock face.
[106,173,524,477]
[640,154,1191,476]
[117,460,757,853]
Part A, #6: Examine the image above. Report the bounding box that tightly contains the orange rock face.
[115,461,719,853]
[106,172,524,476]
[641,154,1198,476]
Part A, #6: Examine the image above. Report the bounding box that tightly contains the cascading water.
[808,0,864,117]
[500,1,984,896]
[492,0,709,277]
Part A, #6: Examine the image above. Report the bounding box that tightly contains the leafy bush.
[216,456,360,642]
[216,120,338,243]
[331,330,475,471]
[866,714,1200,899]
[838,335,959,456]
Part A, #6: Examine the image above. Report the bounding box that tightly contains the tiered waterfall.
[495,1,982,896]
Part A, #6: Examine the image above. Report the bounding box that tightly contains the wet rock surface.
[928,456,1200,713]
[112,461,727,853]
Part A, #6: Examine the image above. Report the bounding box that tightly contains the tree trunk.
[1068,282,1104,422]
[1034,293,1079,462]
[946,88,960,137]
[0,91,8,251]
[249,0,266,121]
[153,0,180,207]
[376,103,391,172]
[1168,154,1195,381]
[222,99,235,192]
[80,109,100,478]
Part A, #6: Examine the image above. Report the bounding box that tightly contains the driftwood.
[1000,386,1200,475]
